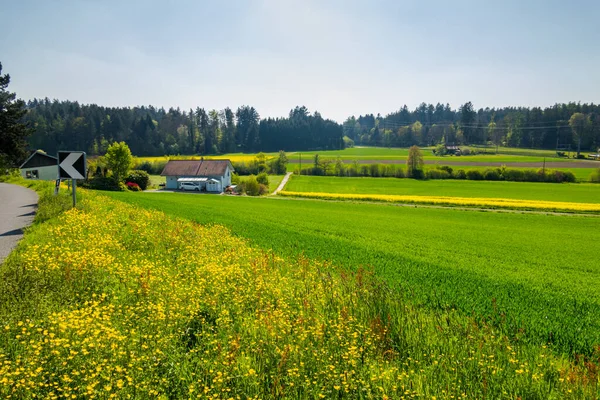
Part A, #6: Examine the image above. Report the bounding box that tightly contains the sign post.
[54,179,60,196]
[58,151,86,207]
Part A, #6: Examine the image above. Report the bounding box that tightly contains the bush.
[462,148,471,156]
[394,168,405,178]
[125,170,150,190]
[231,172,240,185]
[256,172,269,187]
[466,170,484,180]
[83,177,125,191]
[591,168,600,183]
[258,184,268,196]
[523,169,542,182]
[243,175,261,196]
[546,170,576,183]
[126,182,141,191]
[433,144,447,156]
[454,169,467,179]
[426,169,451,179]
[483,169,502,181]
[369,164,382,177]
[502,169,525,182]
[438,165,453,175]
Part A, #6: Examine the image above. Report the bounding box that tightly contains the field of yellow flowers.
[0,188,598,398]
[279,191,600,213]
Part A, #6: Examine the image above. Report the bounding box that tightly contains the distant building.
[160,160,234,192]
[445,145,462,155]
[19,150,58,180]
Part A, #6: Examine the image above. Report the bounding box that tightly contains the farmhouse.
[161,159,234,192]
[19,150,58,180]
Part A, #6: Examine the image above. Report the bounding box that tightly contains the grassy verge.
[1,189,598,398]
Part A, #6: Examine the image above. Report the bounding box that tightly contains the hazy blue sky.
[1,0,599,121]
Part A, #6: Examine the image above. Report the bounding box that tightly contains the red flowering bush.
[126,181,141,191]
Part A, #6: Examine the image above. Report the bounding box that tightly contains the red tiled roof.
[160,160,233,176]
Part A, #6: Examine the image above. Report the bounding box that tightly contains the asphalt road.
[0,183,38,264]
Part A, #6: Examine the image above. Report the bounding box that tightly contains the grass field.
[105,191,600,358]
[285,176,600,203]
[3,184,597,397]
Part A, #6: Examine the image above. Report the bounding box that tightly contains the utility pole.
[299,152,302,175]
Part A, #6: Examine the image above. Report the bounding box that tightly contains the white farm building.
[19,150,58,181]
[161,160,234,192]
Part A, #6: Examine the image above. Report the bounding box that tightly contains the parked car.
[179,182,200,191]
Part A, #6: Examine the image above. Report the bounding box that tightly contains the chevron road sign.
[58,151,86,207]
[58,151,86,179]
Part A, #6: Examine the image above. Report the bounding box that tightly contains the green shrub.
[546,170,576,183]
[502,169,525,182]
[454,169,467,179]
[83,177,125,191]
[483,169,502,181]
[256,172,269,187]
[231,172,240,185]
[394,168,405,178]
[523,169,542,182]
[258,184,268,196]
[369,164,382,177]
[426,169,451,179]
[244,175,261,196]
[439,165,453,175]
[591,168,600,183]
[125,170,150,190]
[466,170,484,180]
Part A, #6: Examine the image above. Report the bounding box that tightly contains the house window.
[26,170,39,179]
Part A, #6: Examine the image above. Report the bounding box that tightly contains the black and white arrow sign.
[58,151,87,180]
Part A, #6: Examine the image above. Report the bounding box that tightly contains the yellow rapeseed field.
[0,192,597,398]
[279,191,600,213]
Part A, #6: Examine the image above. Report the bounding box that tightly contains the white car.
[179,182,200,191]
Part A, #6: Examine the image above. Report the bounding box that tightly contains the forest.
[345,102,600,153]
[22,99,600,157]
[23,100,343,156]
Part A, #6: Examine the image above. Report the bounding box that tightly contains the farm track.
[288,159,599,168]
[271,172,292,195]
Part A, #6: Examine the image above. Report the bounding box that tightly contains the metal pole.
[72,179,76,208]
[543,157,546,174]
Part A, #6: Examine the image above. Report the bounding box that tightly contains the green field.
[105,191,600,356]
[285,175,600,203]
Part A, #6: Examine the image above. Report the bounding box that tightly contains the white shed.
[19,150,58,181]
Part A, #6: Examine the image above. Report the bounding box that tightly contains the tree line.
[23,100,344,156]
[344,102,600,153]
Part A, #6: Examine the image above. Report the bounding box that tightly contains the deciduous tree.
[406,145,424,179]
[105,141,132,183]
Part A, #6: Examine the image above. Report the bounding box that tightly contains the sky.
[1,0,599,122]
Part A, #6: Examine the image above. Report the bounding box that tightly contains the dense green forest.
[23,99,600,157]
[24,100,343,156]
[345,102,600,152]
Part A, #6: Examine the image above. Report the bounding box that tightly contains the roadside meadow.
[1,178,599,398]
